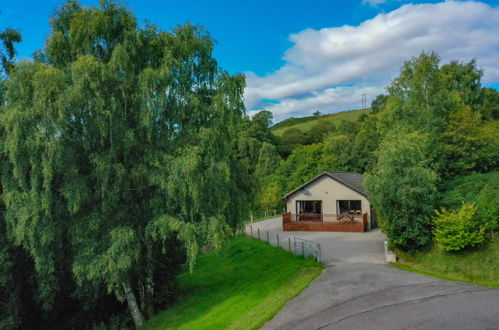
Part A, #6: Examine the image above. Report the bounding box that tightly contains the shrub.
[433,203,486,251]
[475,185,499,232]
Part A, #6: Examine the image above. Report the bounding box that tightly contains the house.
[282,172,376,232]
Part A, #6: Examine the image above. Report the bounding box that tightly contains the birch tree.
[2,1,249,327]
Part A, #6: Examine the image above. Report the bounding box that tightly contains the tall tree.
[2,1,249,327]
[380,52,452,140]
[365,131,437,251]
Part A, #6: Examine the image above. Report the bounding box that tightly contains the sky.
[1,0,499,122]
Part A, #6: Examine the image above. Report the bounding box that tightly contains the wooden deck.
[283,213,367,232]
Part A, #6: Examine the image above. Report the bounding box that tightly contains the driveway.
[246,218,499,330]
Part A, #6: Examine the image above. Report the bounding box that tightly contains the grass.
[143,236,323,330]
[392,233,499,287]
[271,109,369,137]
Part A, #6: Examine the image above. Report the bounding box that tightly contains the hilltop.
[271,109,370,136]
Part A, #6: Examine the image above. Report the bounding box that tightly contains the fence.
[245,225,322,263]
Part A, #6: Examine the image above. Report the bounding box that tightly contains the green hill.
[144,236,322,330]
[271,109,370,137]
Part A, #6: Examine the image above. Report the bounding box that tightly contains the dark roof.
[283,171,368,200]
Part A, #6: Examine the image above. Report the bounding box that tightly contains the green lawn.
[271,109,369,137]
[143,236,323,330]
[393,233,499,287]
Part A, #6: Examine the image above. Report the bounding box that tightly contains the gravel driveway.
[246,218,499,330]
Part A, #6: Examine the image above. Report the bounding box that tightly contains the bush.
[475,185,499,232]
[433,203,486,251]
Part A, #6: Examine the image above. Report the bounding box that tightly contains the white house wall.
[286,175,371,222]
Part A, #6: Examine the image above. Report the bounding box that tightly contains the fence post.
[317,243,321,263]
[258,228,260,240]
[301,241,304,257]
[277,234,280,248]
[288,237,291,252]
[250,225,253,237]
[266,231,270,244]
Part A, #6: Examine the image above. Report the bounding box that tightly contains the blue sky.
[2,0,499,121]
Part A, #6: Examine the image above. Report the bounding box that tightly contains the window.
[296,201,322,214]
[337,200,362,215]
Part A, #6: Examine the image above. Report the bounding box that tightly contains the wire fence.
[245,225,322,263]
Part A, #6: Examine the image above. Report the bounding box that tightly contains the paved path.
[246,218,499,330]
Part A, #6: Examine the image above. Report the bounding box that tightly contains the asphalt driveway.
[246,218,499,330]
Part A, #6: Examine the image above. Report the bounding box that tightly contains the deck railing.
[282,212,368,232]
[284,213,364,223]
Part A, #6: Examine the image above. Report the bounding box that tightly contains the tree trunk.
[122,281,145,328]
[139,280,146,312]
[145,272,155,319]
[144,243,155,319]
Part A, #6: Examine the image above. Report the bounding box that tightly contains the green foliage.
[437,107,499,178]
[433,203,485,252]
[144,236,323,330]
[306,120,335,144]
[337,120,358,137]
[273,143,332,196]
[249,111,276,145]
[371,94,388,113]
[475,186,499,232]
[439,171,499,234]
[277,127,306,157]
[0,27,21,76]
[349,113,380,173]
[365,131,437,251]
[440,171,499,210]
[440,59,482,110]
[478,87,499,120]
[394,233,499,287]
[1,1,252,326]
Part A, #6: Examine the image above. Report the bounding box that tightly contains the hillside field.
[271,109,370,136]
[144,236,323,330]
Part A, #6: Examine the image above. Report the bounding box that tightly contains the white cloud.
[244,1,499,122]
[362,0,403,7]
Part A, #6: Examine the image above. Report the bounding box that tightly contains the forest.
[1,1,498,329]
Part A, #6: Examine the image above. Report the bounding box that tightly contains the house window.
[337,200,362,215]
[296,201,322,214]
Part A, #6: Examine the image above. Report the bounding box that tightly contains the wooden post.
[288,237,291,252]
[266,231,270,244]
[317,243,321,263]
[250,225,253,237]
[277,234,280,248]
[258,228,260,240]
[301,241,305,257]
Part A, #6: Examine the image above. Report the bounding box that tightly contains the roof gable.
[283,172,368,200]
